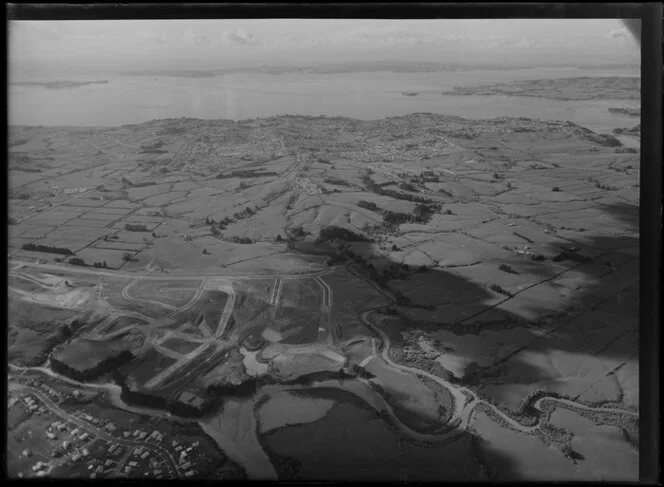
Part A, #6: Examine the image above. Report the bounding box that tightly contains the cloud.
[607,27,638,47]
[221,29,258,46]
[609,27,629,39]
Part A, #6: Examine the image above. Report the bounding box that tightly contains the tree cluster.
[362,174,435,204]
[125,223,149,232]
[22,243,73,255]
[316,226,371,244]
[216,169,278,179]
[323,177,351,187]
[51,350,134,383]
[113,373,219,418]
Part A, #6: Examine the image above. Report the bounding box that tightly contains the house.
[175,446,183,453]
[46,432,56,440]
[71,428,80,436]
[22,449,31,458]
[80,433,89,441]
[154,470,162,476]
[181,462,191,470]
[104,460,113,467]
[185,470,194,478]
[141,451,149,460]
[137,431,147,440]
[128,461,138,467]
[123,432,131,438]
[108,445,117,454]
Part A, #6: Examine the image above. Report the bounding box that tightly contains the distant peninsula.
[12,80,109,90]
[608,107,640,117]
[121,70,218,78]
[442,76,640,101]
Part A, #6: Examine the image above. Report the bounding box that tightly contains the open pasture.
[36,226,107,252]
[112,220,161,231]
[480,334,617,411]
[471,410,582,481]
[256,390,336,434]
[547,407,637,480]
[103,199,140,209]
[23,208,85,225]
[61,198,107,207]
[62,218,112,228]
[432,325,538,377]
[14,224,58,239]
[325,269,390,310]
[262,400,402,481]
[69,248,130,269]
[94,240,145,251]
[364,357,447,430]
[402,434,486,481]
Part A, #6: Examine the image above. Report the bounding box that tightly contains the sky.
[9,19,639,78]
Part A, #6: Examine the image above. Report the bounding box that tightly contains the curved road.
[9,383,184,478]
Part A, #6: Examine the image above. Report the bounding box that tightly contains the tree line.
[51,350,134,383]
[22,243,73,255]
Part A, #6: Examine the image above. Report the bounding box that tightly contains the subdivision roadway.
[9,260,334,281]
[9,384,184,479]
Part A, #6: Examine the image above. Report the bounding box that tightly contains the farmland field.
[262,399,402,480]
[256,391,336,434]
